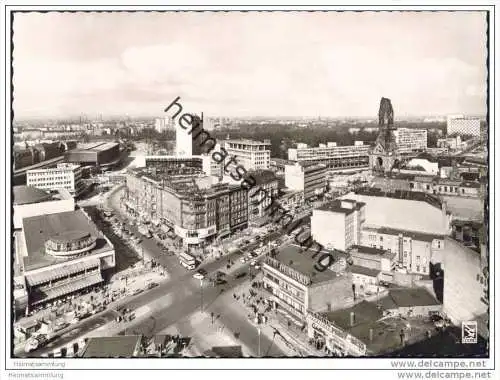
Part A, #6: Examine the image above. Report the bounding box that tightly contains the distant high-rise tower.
[176,112,205,156]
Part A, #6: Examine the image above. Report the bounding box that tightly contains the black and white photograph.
[1,2,497,379]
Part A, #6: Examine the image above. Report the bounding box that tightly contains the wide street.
[20,185,304,357]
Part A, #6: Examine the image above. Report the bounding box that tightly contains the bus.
[179,252,196,270]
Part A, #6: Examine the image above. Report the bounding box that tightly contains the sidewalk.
[225,273,326,357]
[159,310,253,357]
[14,267,169,356]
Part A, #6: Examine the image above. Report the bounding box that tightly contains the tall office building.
[394,128,428,152]
[447,115,481,137]
[224,138,271,170]
[176,113,205,156]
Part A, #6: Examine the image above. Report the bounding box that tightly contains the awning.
[26,259,100,286]
[31,273,104,305]
[217,229,231,239]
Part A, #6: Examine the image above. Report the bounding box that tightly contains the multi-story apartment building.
[26,163,84,196]
[154,116,174,133]
[288,141,370,172]
[125,169,247,246]
[247,170,279,225]
[447,115,481,137]
[284,162,327,201]
[393,128,427,152]
[360,226,444,276]
[223,138,271,170]
[262,245,352,322]
[311,199,366,251]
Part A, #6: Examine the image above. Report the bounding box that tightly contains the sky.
[12,11,488,119]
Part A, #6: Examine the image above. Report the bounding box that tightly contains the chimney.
[350,312,355,326]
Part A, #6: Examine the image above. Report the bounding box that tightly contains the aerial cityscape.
[9,10,489,362]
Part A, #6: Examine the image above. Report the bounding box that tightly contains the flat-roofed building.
[447,115,481,137]
[360,226,444,276]
[223,138,271,170]
[262,244,352,323]
[288,141,370,172]
[15,209,115,313]
[81,335,143,358]
[65,142,121,169]
[125,169,247,246]
[306,288,441,356]
[13,186,74,230]
[394,128,427,152]
[27,163,84,196]
[285,162,327,201]
[246,169,279,226]
[311,199,366,251]
[339,191,451,236]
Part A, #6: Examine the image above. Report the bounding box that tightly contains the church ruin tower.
[369,97,401,174]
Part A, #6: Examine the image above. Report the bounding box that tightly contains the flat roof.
[22,210,112,272]
[226,138,271,145]
[322,301,411,354]
[269,244,339,285]
[362,226,443,243]
[82,335,141,358]
[70,142,119,153]
[388,288,441,308]
[349,265,381,278]
[316,199,365,215]
[13,186,53,205]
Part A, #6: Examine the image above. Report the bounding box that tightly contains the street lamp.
[200,278,204,312]
[257,326,261,358]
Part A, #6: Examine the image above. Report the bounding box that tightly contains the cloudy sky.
[13,11,487,119]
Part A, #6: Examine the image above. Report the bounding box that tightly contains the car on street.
[235,272,247,279]
[250,260,257,266]
[193,271,206,280]
[129,288,144,296]
[147,282,159,290]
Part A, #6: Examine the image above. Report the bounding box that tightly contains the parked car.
[129,288,143,296]
[147,282,159,290]
[240,257,248,264]
[193,271,206,280]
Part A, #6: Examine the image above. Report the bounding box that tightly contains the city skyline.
[13,12,487,119]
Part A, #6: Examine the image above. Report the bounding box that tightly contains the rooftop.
[81,335,142,358]
[22,210,113,272]
[349,265,381,278]
[387,288,441,308]
[349,245,397,260]
[225,138,271,146]
[245,169,278,185]
[316,199,365,215]
[362,226,444,243]
[266,244,340,285]
[13,186,53,205]
[70,142,119,153]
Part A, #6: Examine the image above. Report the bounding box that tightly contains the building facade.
[125,170,248,246]
[262,246,351,322]
[311,199,366,251]
[394,128,428,152]
[27,163,84,196]
[247,170,279,225]
[360,226,444,276]
[447,116,481,137]
[284,162,327,201]
[15,209,115,313]
[288,142,370,172]
[223,138,271,170]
